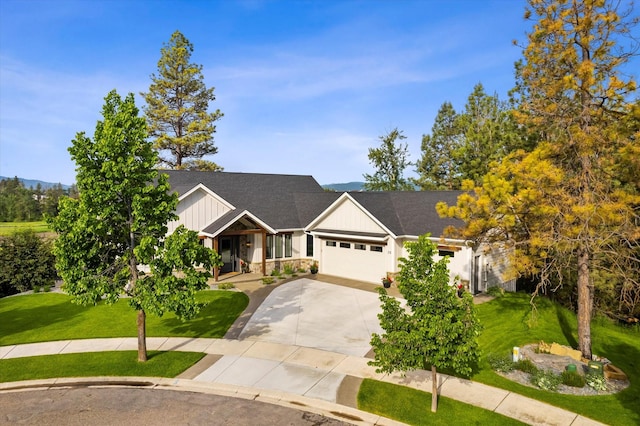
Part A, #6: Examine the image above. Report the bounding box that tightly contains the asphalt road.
[0,387,353,426]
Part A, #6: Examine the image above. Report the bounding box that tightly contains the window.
[355,243,366,250]
[340,242,351,249]
[306,234,314,256]
[267,234,293,259]
[266,235,273,259]
[326,241,337,247]
[370,245,383,253]
[439,250,455,258]
[284,234,292,257]
[275,235,283,258]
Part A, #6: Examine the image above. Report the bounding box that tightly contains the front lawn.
[473,293,640,426]
[358,293,639,426]
[0,290,249,346]
[358,379,525,425]
[0,351,204,382]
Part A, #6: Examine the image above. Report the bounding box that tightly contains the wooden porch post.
[213,237,219,282]
[261,230,267,276]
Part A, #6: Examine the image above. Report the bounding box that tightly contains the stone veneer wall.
[245,258,315,276]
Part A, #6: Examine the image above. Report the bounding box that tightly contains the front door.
[220,236,239,273]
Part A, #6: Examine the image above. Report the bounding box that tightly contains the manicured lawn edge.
[358,379,525,425]
[0,351,204,383]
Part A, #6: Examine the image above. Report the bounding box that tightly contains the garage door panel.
[321,242,388,284]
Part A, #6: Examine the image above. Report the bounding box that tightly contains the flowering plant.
[382,275,393,284]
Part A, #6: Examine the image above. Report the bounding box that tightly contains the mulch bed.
[497,344,630,396]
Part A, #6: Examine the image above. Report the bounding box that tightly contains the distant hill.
[322,181,365,192]
[0,176,71,190]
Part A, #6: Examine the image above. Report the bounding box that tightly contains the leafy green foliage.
[142,30,223,170]
[514,358,538,375]
[0,230,57,297]
[561,370,586,388]
[531,369,562,391]
[370,234,481,412]
[487,353,515,373]
[51,89,222,361]
[363,128,414,191]
[585,373,608,391]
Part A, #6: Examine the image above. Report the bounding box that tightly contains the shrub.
[514,358,539,375]
[486,286,505,297]
[283,264,296,275]
[531,369,561,391]
[270,269,281,277]
[217,282,235,290]
[261,277,275,285]
[0,230,57,297]
[585,373,608,391]
[561,370,586,388]
[487,353,514,373]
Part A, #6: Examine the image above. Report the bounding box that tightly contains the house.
[163,170,514,293]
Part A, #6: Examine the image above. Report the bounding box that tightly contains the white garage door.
[320,240,389,284]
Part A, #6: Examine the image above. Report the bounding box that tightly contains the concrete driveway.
[238,278,384,357]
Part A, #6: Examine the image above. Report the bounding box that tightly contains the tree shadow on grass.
[0,294,85,345]
[154,292,249,338]
[597,338,640,424]
[555,304,578,348]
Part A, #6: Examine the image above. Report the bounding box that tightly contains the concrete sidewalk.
[0,337,604,426]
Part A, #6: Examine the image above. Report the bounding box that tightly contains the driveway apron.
[193,278,384,402]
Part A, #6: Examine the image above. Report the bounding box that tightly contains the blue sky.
[1,0,533,186]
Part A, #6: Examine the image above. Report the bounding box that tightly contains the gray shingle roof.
[163,171,464,238]
[349,191,464,237]
[162,170,326,230]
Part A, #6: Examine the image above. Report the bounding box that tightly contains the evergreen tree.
[142,30,223,170]
[413,102,462,190]
[455,83,519,185]
[438,0,639,359]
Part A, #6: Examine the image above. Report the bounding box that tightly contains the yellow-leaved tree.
[438,0,639,359]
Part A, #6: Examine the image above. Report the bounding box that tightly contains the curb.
[0,377,409,426]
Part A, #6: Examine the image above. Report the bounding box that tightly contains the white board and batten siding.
[313,197,391,284]
[167,188,231,234]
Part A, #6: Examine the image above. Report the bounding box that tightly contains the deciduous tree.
[52,90,221,362]
[438,0,639,359]
[142,30,223,170]
[363,128,414,191]
[369,235,481,412]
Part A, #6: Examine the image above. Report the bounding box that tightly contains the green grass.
[358,379,525,425]
[0,351,204,382]
[472,293,640,426]
[0,221,50,236]
[0,290,249,346]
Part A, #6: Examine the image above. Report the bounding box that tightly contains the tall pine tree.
[438,0,639,359]
[142,30,223,170]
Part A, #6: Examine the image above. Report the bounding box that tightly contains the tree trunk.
[431,365,438,413]
[137,309,147,362]
[576,247,592,360]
